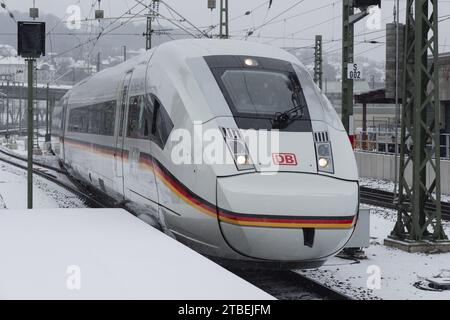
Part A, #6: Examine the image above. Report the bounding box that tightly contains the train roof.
[75,39,303,84]
[65,39,305,104]
[155,39,303,66]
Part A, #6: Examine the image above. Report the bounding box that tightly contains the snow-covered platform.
[0,209,274,300]
[297,205,450,300]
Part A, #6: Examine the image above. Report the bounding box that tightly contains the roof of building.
[0,56,25,65]
[324,80,371,94]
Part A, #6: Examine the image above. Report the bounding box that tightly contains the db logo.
[272,153,298,166]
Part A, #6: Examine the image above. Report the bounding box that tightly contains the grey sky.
[3,0,450,61]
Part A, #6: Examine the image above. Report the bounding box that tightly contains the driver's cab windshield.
[205,55,311,132]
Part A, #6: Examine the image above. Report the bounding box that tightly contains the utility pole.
[97,52,101,72]
[45,83,50,142]
[341,0,355,134]
[146,9,152,50]
[314,35,323,90]
[5,78,9,139]
[341,0,381,136]
[393,0,401,199]
[27,58,34,209]
[219,0,229,39]
[145,0,159,50]
[123,45,127,61]
[388,0,449,246]
[17,20,45,209]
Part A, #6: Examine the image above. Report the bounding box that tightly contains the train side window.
[68,107,89,133]
[81,106,90,133]
[118,82,131,137]
[68,102,116,136]
[127,95,152,139]
[68,108,81,132]
[101,101,116,136]
[152,97,173,149]
[89,104,101,135]
[127,96,140,138]
[141,96,152,138]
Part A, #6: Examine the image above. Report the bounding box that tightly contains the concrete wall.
[355,151,450,195]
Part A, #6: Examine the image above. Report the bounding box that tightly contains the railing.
[354,131,450,159]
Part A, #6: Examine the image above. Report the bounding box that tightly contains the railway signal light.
[17,21,46,58]
[17,20,45,209]
[208,0,216,10]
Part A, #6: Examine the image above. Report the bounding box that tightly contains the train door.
[61,97,68,162]
[114,70,133,196]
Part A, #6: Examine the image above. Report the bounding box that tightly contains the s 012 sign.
[347,63,363,80]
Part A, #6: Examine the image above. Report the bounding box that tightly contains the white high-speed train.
[52,39,359,269]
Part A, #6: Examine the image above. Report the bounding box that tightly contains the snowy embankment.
[0,160,85,209]
[298,206,450,300]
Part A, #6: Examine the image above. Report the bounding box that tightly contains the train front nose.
[216,173,359,262]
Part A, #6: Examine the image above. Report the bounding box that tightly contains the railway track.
[229,269,353,300]
[360,186,450,221]
[0,147,111,208]
[0,146,354,300]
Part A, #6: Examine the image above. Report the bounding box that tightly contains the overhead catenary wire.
[19,0,450,67]
[133,0,201,38]
[206,0,270,36]
[40,5,149,63]
[244,0,307,39]
[158,0,211,38]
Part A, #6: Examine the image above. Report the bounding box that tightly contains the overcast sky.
[3,0,450,62]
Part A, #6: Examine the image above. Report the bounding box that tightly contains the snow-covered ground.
[2,139,450,299]
[0,134,83,209]
[0,160,85,209]
[298,205,450,300]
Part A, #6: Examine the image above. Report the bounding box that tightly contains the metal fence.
[354,131,450,159]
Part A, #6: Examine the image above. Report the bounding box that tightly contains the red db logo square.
[272,153,298,166]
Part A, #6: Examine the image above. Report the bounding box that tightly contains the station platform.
[0,209,274,300]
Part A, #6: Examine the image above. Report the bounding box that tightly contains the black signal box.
[17,21,46,58]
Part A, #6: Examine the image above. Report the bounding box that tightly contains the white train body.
[52,39,359,268]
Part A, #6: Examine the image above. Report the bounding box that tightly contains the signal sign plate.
[347,63,363,80]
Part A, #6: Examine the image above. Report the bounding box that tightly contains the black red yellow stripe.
[63,137,356,229]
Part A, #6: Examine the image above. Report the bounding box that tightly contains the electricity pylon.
[391,0,447,242]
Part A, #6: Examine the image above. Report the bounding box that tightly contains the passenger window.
[68,101,115,136]
[89,105,101,135]
[152,97,174,149]
[127,95,152,139]
[68,109,81,132]
[68,107,89,133]
[101,101,115,136]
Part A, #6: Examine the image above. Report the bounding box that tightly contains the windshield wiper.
[272,105,305,129]
[272,85,306,129]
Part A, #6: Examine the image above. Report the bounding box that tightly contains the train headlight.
[318,157,329,168]
[221,127,255,171]
[244,58,258,67]
[236,155,249,165]
[315,141,334,174]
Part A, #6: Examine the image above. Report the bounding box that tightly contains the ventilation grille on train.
[221,127,243,140]
[313,132,330,143]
